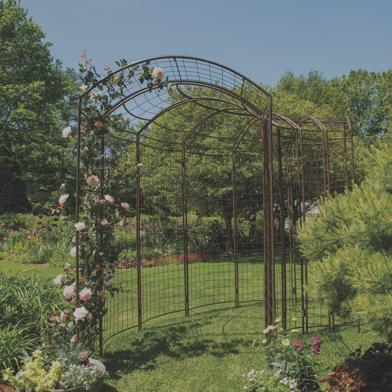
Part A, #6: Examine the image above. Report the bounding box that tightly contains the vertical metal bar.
[276,128,287,330]
[232,152,239,307]
[75,98,82,310]
[262,107,275,329]
[348,122,356,184]
[136,135,143,330]
[98,135,105,355]
[296,127,308,333]
[181,145,190,316]
[322,128,330,193]
[286,166,295,308]
[343,127,349,188]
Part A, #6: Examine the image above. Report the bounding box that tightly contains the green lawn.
[102,304,379,392]
[0,259,62,279]
[0,259,382,391]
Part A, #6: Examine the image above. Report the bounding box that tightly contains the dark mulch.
[321,343,392,392]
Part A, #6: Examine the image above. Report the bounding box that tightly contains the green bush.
[0,273,64,371]
[298,143,392,340]
[0,213,74,266]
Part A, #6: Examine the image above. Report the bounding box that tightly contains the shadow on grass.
[102,318,251,379]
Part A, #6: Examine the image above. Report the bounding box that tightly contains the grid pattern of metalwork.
[75,56,355,352]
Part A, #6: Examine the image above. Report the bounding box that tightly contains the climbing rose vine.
[52,52,168,348]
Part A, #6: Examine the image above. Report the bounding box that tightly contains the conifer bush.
[299,143,392,339]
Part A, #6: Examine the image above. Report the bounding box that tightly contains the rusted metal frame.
[75,98,82,316]
[102,80,263,120]
[342,124,349,188]
[80,55,271,99]
[181,144,190,315]
[135,135,143,330]
[98,135,105,354]
[296,127,308,333]
[122,95,252,135]
[180,107,237,314]
[230,117,259,308]
[285,160,296,310]
[174,85,253,117]
[262,99,275,330]
[231,152,239,307]
[346,116,356,184]
[276,128,287,330]
[311,117,330,193]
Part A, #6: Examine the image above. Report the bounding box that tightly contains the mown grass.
[0,260,382,391]
[102,304,380,392]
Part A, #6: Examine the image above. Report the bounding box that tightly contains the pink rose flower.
[293,339,303,351]
[152,67,164,80]
[103,64,110,72]
[95,120,104,129]
[86,174,100,188]
[101,218,109,226]
[79,351,89,363]
[120,202,130,209]
[79,287,92,302]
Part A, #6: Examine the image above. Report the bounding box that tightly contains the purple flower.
[293,339,303,351]
[311,334,321,354]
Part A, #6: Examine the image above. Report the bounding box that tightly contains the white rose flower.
[90,91,101,100]
[120,202,130,209]
[111,73,122,85]
[73,306,89,321]
[58,194,69,205]
[80,84,88,93]
[62,126,72,138]
[74,222,85,231]
[104,194,114,204]
[152,67,164,80]
[63,283,76,300]
[53,274,63,288]
[70,246,77,258]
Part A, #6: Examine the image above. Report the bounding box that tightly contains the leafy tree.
[0,0,75,213]
[298,143,392,340]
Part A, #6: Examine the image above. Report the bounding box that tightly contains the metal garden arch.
[76,56,354,352]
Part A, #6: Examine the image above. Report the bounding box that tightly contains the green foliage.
[299,143,392,339]
[0,273,64,371]
[0,0,76,213]
[274,69,392,139]
[0,213,74,266]
[265,333,321,391]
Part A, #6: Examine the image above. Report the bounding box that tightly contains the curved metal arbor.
[76,56,354,352]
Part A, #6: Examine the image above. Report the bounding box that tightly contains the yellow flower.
[282,338,290,347]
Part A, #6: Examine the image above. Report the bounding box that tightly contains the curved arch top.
[78,56,272,142]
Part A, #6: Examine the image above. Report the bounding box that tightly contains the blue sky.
[21,0,392,86]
